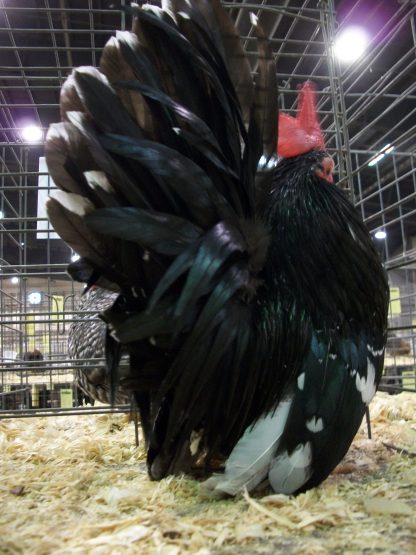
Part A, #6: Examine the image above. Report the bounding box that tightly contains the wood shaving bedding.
[0,392,415,555]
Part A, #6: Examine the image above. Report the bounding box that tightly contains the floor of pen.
[0,391,415,555]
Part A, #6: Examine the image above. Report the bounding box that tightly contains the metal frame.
[0,1,415,418]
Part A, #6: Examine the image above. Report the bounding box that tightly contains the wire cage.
[0,0,415,418]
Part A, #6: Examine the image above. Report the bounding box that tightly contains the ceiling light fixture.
[21,125,43,143]
[334,27,369,63]
[11,276,19,284]
[374,230,387,240]
[368,144,395,167]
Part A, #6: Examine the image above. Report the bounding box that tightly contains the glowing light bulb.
[334,27,369,63]
[368,154,385,167]
[374,230,386,240]
[11,276,19,284]
[368,144,395,167]
[21,125,43,142]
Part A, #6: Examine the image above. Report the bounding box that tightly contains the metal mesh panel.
[344,1,416,393]
[0,0,415,418]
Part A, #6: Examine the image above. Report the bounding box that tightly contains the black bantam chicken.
[46,0,389,496]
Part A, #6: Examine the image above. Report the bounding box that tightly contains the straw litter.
[0,392,415,554]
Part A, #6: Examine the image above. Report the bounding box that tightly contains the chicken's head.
[277,82,334,184]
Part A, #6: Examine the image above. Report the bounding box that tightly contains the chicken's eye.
[314,157,334,184]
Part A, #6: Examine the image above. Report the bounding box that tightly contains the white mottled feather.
[297,372,305,390]
[355,357,377,404]
[201,395,293,497]
[306,416,324,433]
[268,441,313,494]
[49,189,94,216]
[84,170,114,193]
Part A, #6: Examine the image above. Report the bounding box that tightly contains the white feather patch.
[84,171,114,193]
[297,372,305,390]
[367,344,384,357]
[355,358,377,404]
[306,416,324,433]
[49,190,94,217]
[268,441,313,494]
[201,395,294,497]
[189,430,202,457]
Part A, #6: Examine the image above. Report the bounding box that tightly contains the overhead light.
[21,125,43,143]
[11,276,19,284]
[368,154,385,167]
[71,253,80,262]
[334,27,369,63]
[28,291,42,305]
[368,144,394,167]
[374,230,387,240]
[0,210,4,219]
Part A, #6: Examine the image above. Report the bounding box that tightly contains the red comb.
[277,82,326,158]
